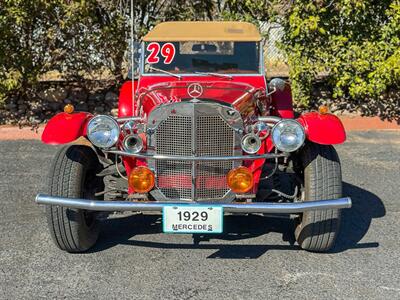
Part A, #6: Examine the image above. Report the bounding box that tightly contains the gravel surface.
[0,131,399,299]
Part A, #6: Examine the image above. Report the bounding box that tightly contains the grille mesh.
[155,116,192,156]
[155,111,235,201]
[196,115,234,200]
[156,116,192,200]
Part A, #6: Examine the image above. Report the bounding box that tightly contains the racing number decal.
[161,43,175,64]
[146,42,176,64]
[146,42,160,64]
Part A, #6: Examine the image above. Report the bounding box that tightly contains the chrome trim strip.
[104,150,287,161]
[258,116,281,123]
[191,106,197,200]
[116,116,142,123]
[35,194,352,213]
[259,39,266,76]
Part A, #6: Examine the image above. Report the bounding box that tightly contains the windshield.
[143,41,261,75]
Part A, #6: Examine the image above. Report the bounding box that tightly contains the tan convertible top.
[143,21,262,42]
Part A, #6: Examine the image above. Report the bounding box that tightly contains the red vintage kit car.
[36,21,351,253]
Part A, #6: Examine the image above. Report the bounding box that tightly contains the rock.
[88,93,105,102]
[69,87,88,102]
[94,106,105,113]
[29,116,41,124]
[76,103,89,111]
[18,104,28,111]
[105,91,118,102]
[18,119,29,126]
[48,102,61,111]
[111,108,119,117]
[37,87,68,103]
[4,103,17,110]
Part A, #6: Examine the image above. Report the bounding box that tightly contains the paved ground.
[0,131,399,299]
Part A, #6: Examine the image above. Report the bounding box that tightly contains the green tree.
[0,0,216,106]
[220,0,400,119]
[0,0,129,104]
[282,1,400,106]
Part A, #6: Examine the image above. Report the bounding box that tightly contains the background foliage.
[0,0,128,104]
[0,0,399,120]
[280,0,400,119]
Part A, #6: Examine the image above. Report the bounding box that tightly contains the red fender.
[297,112,346,145]
[42,112,93,145]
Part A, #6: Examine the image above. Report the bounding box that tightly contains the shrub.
[280,0,400,119]
[0,0,128,105]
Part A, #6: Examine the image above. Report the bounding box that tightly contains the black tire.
[295,142,342,252]
[45,144,104,253]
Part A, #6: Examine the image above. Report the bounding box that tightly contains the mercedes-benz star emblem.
[187,83,203,99]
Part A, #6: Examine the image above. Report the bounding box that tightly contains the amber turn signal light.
[318,105,329,115]
[227,166,254,194]
[128,166,155,193]
[64,104,75,114]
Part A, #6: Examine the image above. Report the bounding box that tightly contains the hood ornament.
[187,83,203,99]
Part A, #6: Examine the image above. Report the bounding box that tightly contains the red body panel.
[118,80,138,118]
[298,112,346,145]
[270,83,294,119]
[137,75,266,116]
[42,112,92,145]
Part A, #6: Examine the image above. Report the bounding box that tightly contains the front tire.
[295,143,342,252]
[45,144,103,253]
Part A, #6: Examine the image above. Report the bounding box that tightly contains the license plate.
[163,205,223,234]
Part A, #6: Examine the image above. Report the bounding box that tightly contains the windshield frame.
[139,41,265,77]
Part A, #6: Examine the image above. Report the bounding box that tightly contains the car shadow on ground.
[90,182,385,258]
[332,182,385,253]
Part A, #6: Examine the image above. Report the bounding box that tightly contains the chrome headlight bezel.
[271,119,305,152]
[87,115,120,149]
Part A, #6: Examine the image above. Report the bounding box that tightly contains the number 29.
[146,42,175,64]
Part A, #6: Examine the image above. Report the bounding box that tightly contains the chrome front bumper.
[104,150,287,161]
[35,194,351,214]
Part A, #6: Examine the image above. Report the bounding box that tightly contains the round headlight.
[271,119,305,152]
[87,115,120,148]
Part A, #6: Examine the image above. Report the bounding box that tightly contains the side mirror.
[268,78,286,93]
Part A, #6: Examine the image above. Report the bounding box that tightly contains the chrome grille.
[152,102,239,202]
[196,115,234,200]
[156,116,192,200]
